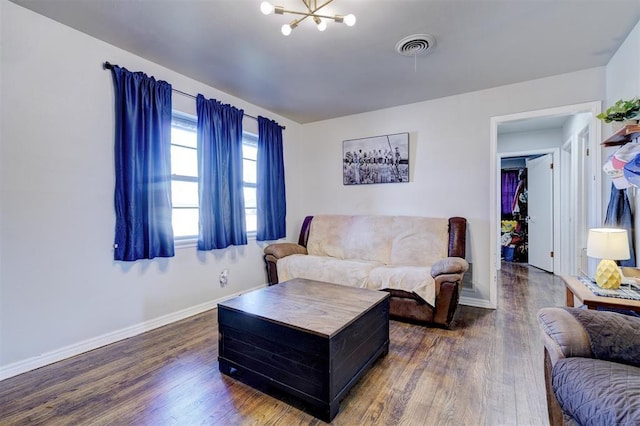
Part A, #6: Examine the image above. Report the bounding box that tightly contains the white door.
[527,154,554,272]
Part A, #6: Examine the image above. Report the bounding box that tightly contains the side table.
[562,275,640,313]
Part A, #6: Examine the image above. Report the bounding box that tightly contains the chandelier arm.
[277,9,336,20]
[311,0,335,14]
[280,0,336,16]
[296,14,310,25]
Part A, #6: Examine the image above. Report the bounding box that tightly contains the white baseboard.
[0,284,266,382]
[459,295,496,309]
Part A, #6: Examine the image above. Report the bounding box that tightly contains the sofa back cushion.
[389,217,449,266]
[306,215,449,266]
[306,215,391,263]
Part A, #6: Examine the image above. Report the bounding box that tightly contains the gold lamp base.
[595,258,622,289]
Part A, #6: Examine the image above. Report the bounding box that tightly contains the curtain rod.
[103,61,285,130]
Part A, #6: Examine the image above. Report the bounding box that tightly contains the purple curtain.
[501,170,520,215]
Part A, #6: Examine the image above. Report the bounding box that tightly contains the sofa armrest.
[431,257,468,277]
[430,257,468,327]
[263,243,308,285]
[537,308,592,367]
[264,243,308,260]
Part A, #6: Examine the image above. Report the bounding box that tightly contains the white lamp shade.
[586,228,630,260]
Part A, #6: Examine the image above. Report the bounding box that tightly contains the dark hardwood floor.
[0,262,565,425]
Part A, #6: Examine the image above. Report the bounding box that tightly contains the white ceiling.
[11,0,640,124]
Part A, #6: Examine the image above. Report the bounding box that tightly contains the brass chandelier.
[260,0,356,36]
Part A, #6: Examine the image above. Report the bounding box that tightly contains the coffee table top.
[218,278,389,338]
[562,275,640,312]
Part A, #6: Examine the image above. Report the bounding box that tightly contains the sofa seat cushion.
[276,254,382,288]
[552,357,640,425]
[366,266,435,307]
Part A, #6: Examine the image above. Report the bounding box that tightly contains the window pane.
[245,208,257,233]
[243,137,258,235]
[243,159,257,183]
[171,145,197,177]
[243,143,257,160]
[171,126,197,149]
[244,186,256,208]
[172,208,198,238]
[172,181,198,207]
[171,114,199,241]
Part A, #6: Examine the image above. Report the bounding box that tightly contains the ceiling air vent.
[395,34,436,56]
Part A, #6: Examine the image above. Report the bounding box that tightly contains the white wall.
[293,68,605,305]
[498,128,564,153]
[0,1,301,376]
[605,20,640,110]
[562,113,592,142]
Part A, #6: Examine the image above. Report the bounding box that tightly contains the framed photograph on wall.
[342,132,409,185]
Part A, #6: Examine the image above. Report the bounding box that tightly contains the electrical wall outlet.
[219,269,229,287]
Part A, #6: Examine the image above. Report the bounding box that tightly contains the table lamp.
[586,228,631,289]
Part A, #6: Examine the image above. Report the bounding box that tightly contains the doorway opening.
[499,150,558,272]
[488,102,602,309]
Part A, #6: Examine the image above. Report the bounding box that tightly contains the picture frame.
[342,132,409,185]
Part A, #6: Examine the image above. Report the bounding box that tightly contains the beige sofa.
[264,215,468,327]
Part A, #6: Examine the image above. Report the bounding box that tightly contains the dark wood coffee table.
[217,278,390,422]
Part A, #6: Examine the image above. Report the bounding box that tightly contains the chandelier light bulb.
[314,16,327,31]
[281,19,298,35]
[344,14,356,26]
[260,1,274,15]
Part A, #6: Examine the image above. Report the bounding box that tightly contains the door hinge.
[550,162,554,170]
[586,148,590,156]
[550,251,554,258]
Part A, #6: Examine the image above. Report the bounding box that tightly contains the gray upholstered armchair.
[537,307,640,425]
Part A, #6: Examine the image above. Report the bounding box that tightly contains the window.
[170,113,258,240]
[243,134,258,234]
[171,113,199,240]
